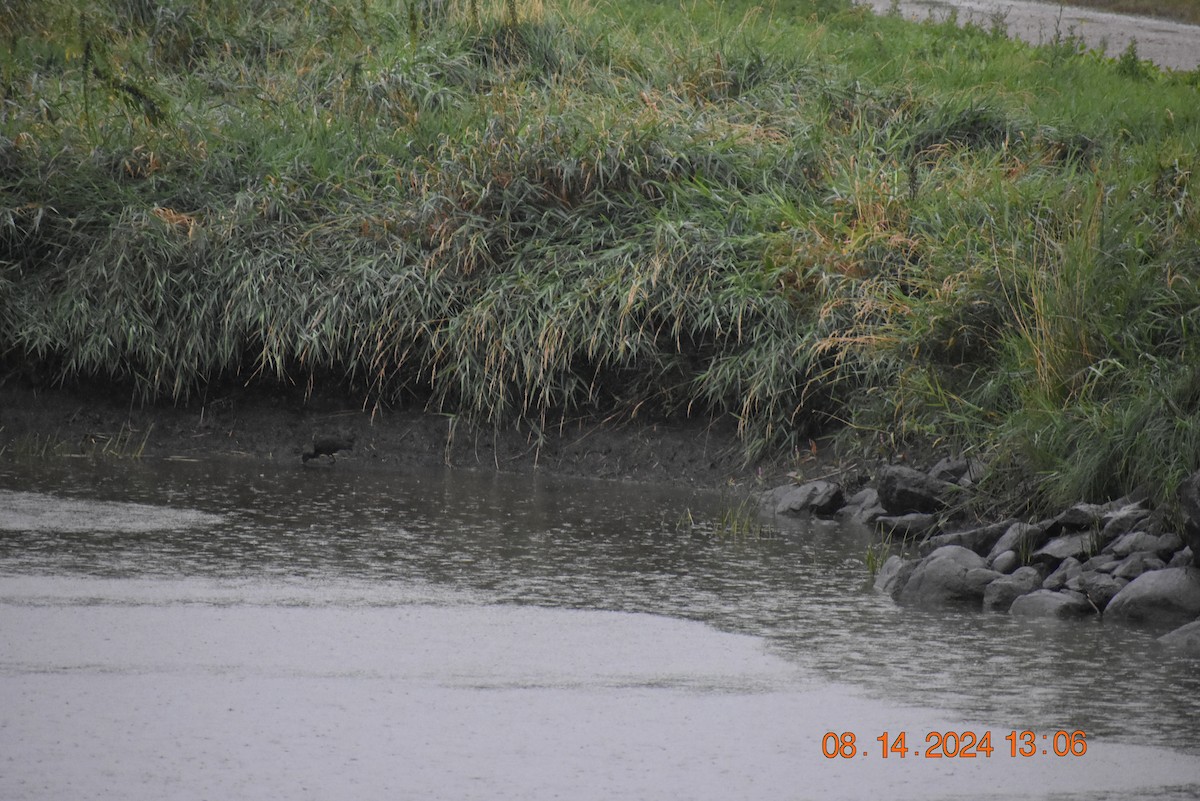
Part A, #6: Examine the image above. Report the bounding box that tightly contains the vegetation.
[2,0,1199,515]
[0,423,153,459]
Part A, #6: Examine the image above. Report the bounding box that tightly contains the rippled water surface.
[2,458,1199,800]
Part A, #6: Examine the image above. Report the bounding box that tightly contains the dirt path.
[860,0,1200,71]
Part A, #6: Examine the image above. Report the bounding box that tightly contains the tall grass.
[2,0,1199,512]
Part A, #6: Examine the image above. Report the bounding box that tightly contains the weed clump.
[2,0,1200,513]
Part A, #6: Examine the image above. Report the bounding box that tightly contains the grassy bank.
[2,0,1199,513]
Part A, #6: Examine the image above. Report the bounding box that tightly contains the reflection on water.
[2,458,1199,799]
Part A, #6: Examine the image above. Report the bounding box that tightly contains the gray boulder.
[987,522,1053,562]
[1169,547,1194,568]
[841,487,885,524]
[1100,503,1151,537]
[920,519,1015,558]
[760,484,794,512]
[1053,502,1110,531]
[1030,533,1092,567]
[991,550,1020,574]
[1042,557,1084,591]
[1105,567,1200,628]
[1109,531,1182,558]
[876,465,956,514]
[1081,553,1119,573]
[874,555,916,598]
[1111,552,1166,580]
[897,546,1001,608]
[775,480,845,517]
[875,512,939,540]
[1076,572,1129,610]
[929,456,983,486]
[983,567,1043,612]
[1010,590,1096,618]
[1158,619,1200,653]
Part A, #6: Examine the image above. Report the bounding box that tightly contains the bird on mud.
[302,432,356,464]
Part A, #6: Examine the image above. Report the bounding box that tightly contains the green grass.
[2,0,1199,515]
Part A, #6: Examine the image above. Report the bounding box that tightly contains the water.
[2,458,1199,800]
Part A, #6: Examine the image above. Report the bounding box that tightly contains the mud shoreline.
[0,381,802,489]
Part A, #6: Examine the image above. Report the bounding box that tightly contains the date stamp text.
[821,730,1088,759]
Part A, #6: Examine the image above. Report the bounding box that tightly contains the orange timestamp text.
[821,729,1087,759]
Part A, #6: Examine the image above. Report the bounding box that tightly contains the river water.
[2,458,1199,800]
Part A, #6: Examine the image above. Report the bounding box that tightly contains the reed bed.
[2,0,1199,511]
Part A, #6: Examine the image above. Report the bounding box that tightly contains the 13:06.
[1007,729,1088,757]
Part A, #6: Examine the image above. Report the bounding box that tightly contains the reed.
[2,0,1199,512]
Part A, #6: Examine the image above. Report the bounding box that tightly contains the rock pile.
[764,460,1200,652]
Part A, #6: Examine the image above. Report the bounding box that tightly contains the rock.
[840,487,885,524]
[920,519,1016,558]
[1169,547,1193,568]
[1081,553,1119,573]
[990,550,1020,574]
[928,456,965,483]
[929,456,983,486]
[1030,533,1092,567]
[1077,572,1128,610]
[1105,567,1200,628]
[1176,471,1200,557]
[987,522,1053,562]
[874,555,915,598]
[1158,620,1200,653]
[1111,552,1166,580]
[875,513,939,540]
[1099,506,1156,551]
[896,546,1001,609]
[876,465,957,514]
[983,567,1043,612]
[1010,590,1096,618]
[1053,502,1109,531]
[775,480,845,517]
[1042,557,1083,591]
[760,484,794,512]
[1110,531,1182,558]
[1100,503,1151,536]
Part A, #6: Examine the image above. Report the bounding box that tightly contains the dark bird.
[302,432,356,464]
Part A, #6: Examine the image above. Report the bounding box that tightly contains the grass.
[1,0,1199,516]
[864,536,893,578]
[677,495,775,540]
[83,421,155,458]
[0,423,153,459]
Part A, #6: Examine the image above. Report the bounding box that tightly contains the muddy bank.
[858,0,1200,71]
[0,381,789,488]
